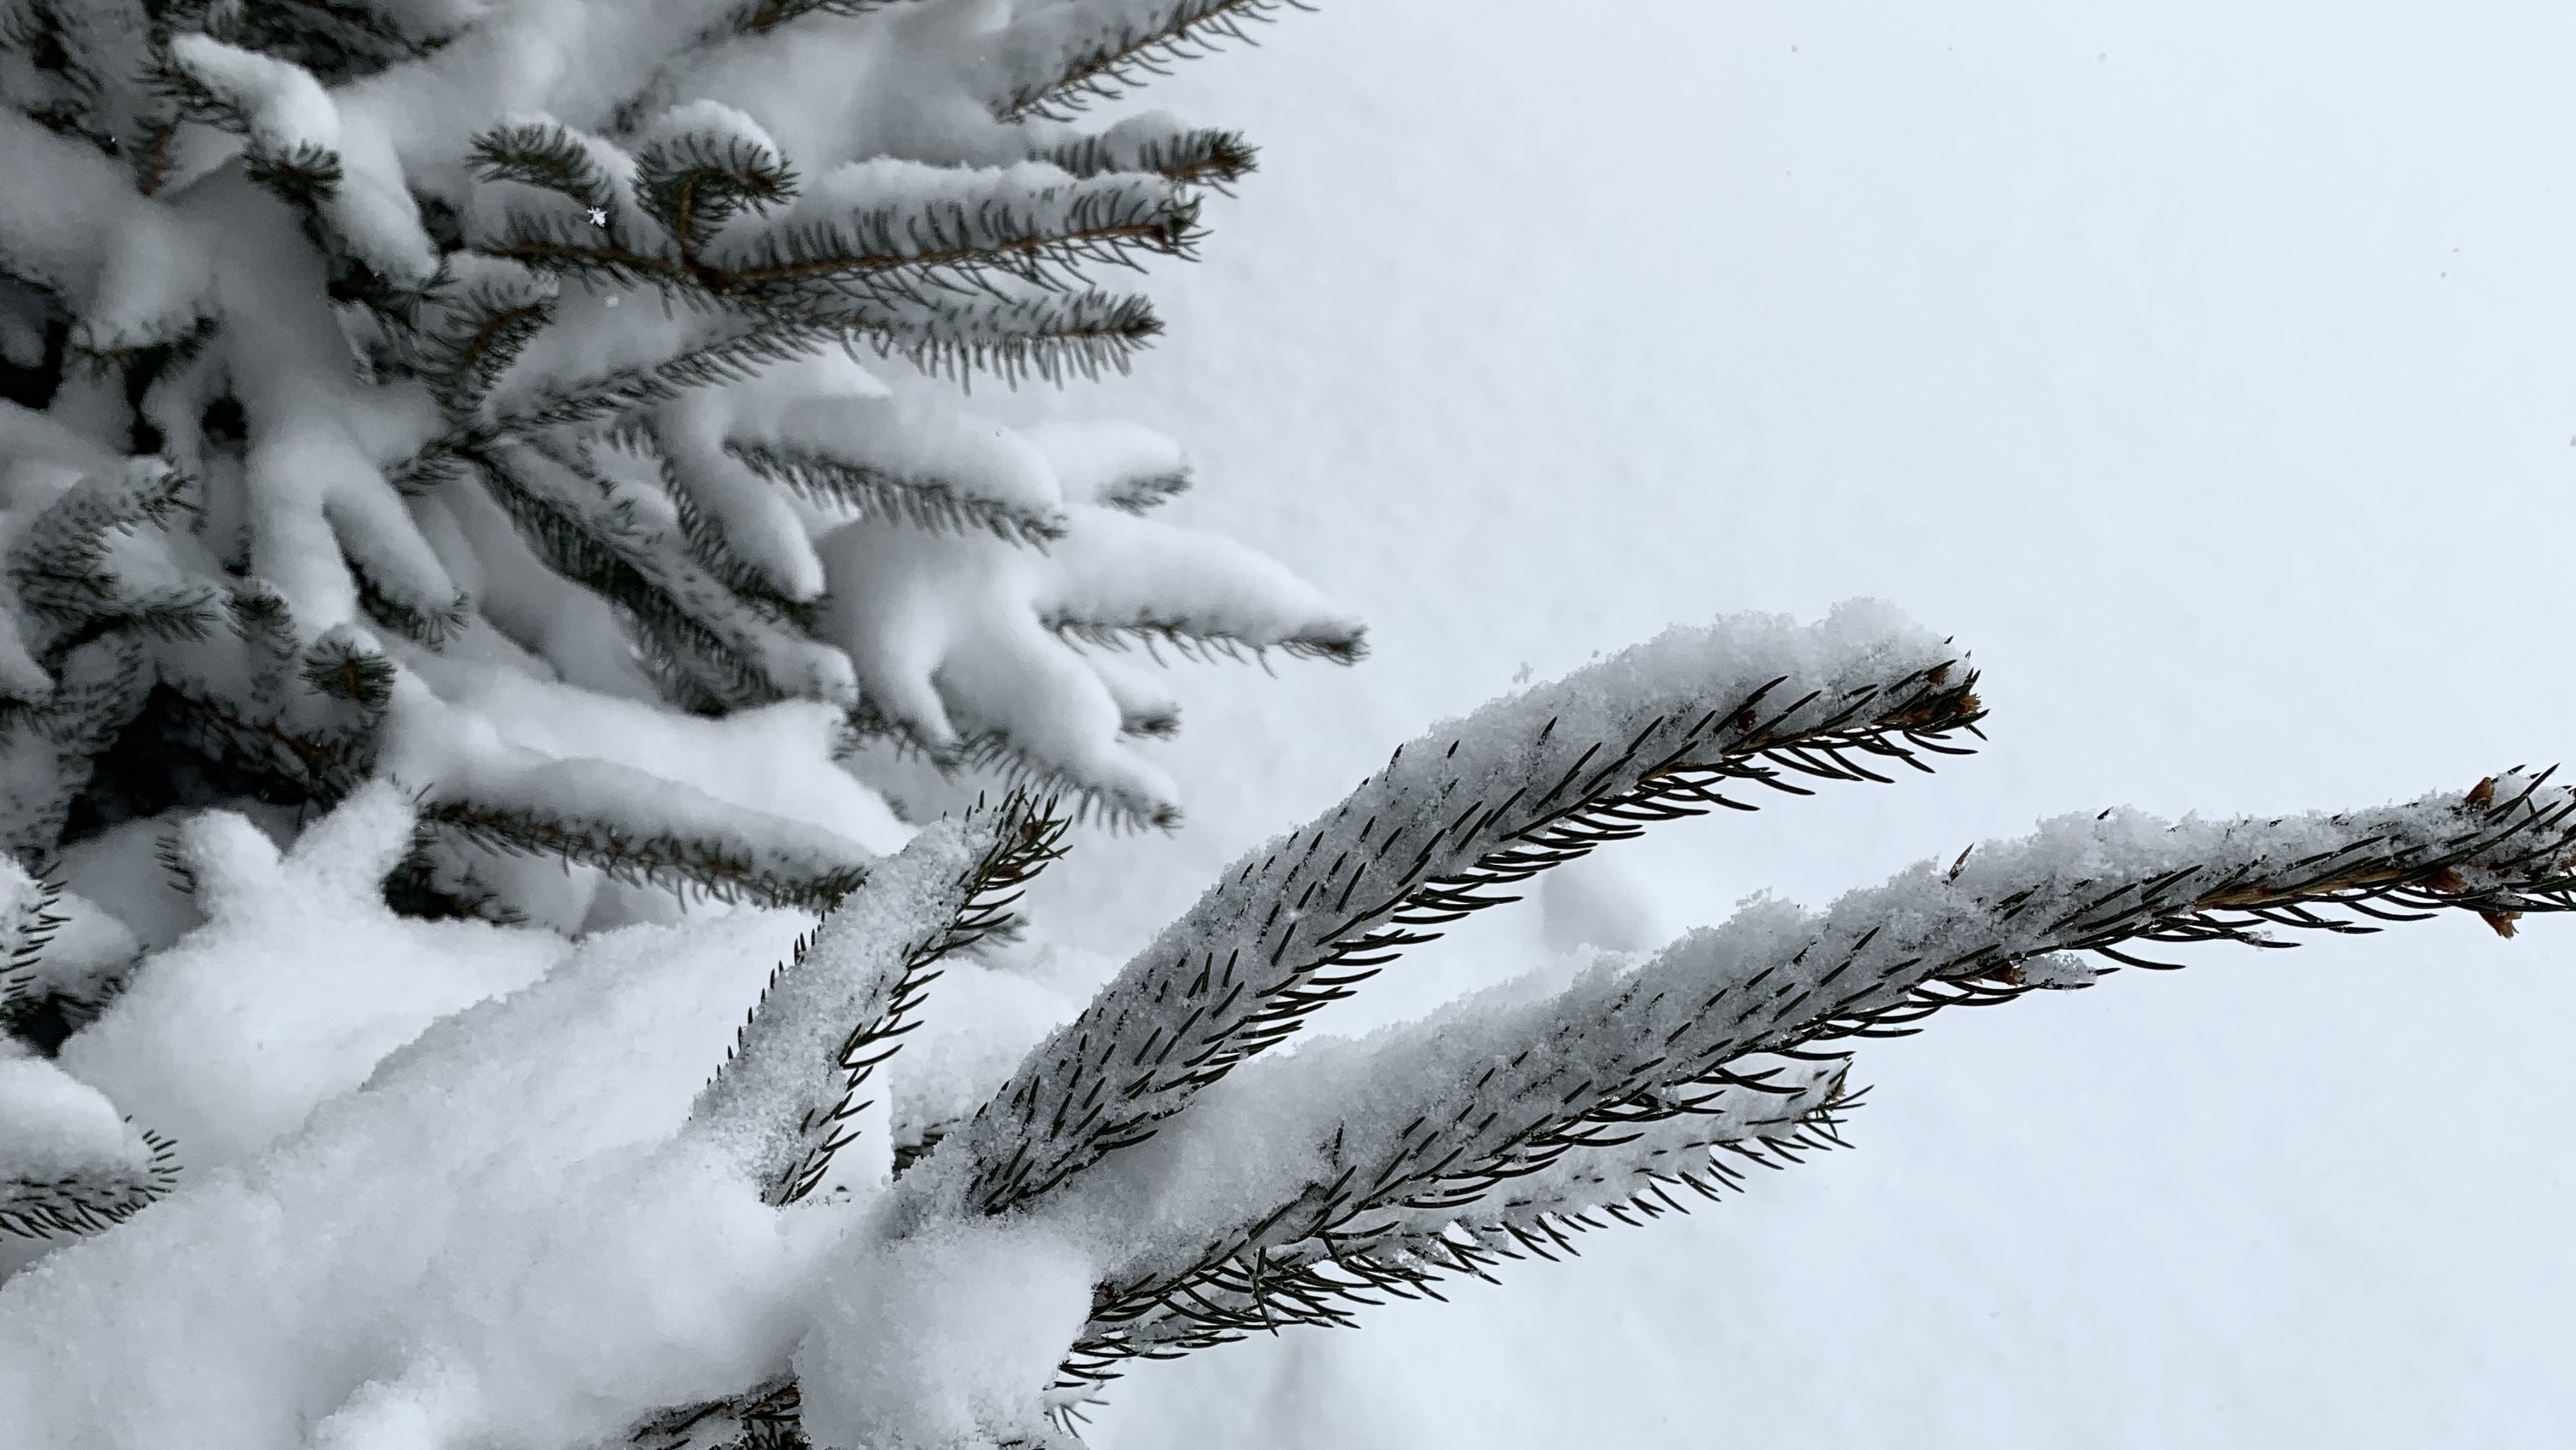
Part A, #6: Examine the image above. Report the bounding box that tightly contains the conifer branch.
[467,121,618,216]
[693,795,1067,1205]
[831,289,1162,385]
[7,463,221,647]
[417,795,869,912]
[635,130,800,262]
[392,318,847,494]
[461,440,843,707]
[1038,125,1258,193]
[722,438,1068,547]
[407,281,559,418]
[712,173,1203,296]
[1045,613,1365,666]
[1063,771,2576,1383]
[200,0,458,85]
[0,1126,180,1239]
[844,705,1186,833]
[1063,1074,1856,1387]
[952,611,1986,1217]
[992,0,1311,122]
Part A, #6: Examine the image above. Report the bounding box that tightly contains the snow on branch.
[705,160,1202,296]
[2,858,175,1240]
[986,0,1309,122]
[0,109,211,354]
[709,390,1070,548]
[463,438,854,708]
[689,796,1067,1205]
[1063,1063,1854,1384]
[1039,506,1365,664]
[1038,772,2576,1392]
[473,146,1201,308]
[166,32,440,284]
[0,1106,179,1240]
[818,502,1364,830]
[1037,112,1258,193]
[829,288,1163,386]
[631,101,799,259]
[8,459,221,653]
[947,602,1985,1217]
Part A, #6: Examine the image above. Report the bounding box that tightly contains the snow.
[796,1216,1099,1450]
[0,1047,137,1183]
[1031,4,2576,1445]
[687,819,984,1200]
[4,2,2572,1446]
[58,785,567,1169]
[167,33,440,285]
[0,890,821,1450]
[0,112,213,355]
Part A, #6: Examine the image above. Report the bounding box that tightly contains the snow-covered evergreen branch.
[957,771,2573,1407]
[691,793,1065,1205]
[948,604,1983,1217]
[986,0,1309,122]
[0,0,1363,932]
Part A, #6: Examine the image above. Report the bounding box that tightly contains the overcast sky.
[981,4,2576,1447]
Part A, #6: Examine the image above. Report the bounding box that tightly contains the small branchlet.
[1039,125,1258,193]
[722,439,1067,548]
[692,793,1067,1205]
[468,121,618,216]
[992,0,1313,122]
[0,1127,181,1240]
[420,796,871,914]
[635,131,801,263]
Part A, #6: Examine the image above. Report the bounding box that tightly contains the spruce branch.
[239,136,342,205]
[1045,613,1363,666]
[1054,772,2576,1389]
[7,462,221,648]
[842,705,1185,833]
[392,317,846,494]
[416,794,870,912]
[723,438,1067,547]
[467,121,619,217]
[198,0,458,85]
[406,279,559,418]
[1038,124,1258,193]
[952,609,1985,1217]
[990,0,1312,122]
[461,440,842,707]
[635,129,800,262]
[1064,1073,1856,1386]
[0,1126,180,1239]
[692,795,1067,1205]
[830,289,1162,386]
[708,170,1202,296]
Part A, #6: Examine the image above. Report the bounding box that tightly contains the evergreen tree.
[1,5,2567,1449]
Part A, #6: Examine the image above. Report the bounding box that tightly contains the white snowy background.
[986,3,2576,1447]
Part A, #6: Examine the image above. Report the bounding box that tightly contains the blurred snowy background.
[982,3,2576,1446]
